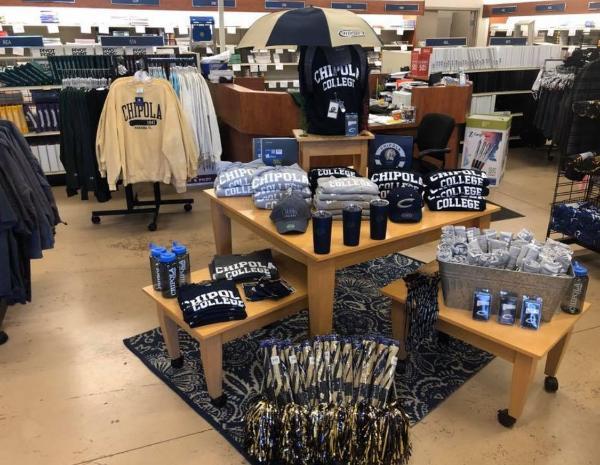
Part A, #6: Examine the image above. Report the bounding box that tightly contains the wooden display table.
[142,254,307,404]
[204,189,500,337]
[381,271,590,427]
[293,129,374,176]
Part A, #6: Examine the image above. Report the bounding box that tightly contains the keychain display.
[472,288,492,321]
[520,295,543,330]
[497,291,518,326]
[245,336,411,465]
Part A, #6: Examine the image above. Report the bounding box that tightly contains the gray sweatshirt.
[251,164,309,193]
[317,176,380,195]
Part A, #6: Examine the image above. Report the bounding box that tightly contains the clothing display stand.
[91,183,194,231]
[293,129,373,176]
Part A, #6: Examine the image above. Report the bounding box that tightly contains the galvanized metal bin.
[438,260,573,322]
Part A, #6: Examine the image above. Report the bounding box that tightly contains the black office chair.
[412,113,456,174]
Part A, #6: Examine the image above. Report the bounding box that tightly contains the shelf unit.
[472,90,533,97]
[23,131,60,138]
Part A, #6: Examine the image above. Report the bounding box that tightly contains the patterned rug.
[124,253,493,462]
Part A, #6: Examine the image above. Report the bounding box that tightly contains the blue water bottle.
[149,244,167,291]
[159,252,178,299]
[172,242,191,287]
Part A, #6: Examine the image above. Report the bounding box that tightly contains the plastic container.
[159,252,178,299]
[438,259,573,322]
[561,261,588,315]
[149,245,167,291]
[172,243,191,287]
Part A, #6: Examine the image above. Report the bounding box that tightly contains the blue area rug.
[124,253,493,462]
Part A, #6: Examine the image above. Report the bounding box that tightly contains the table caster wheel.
[184,203,192,212]
[497,409,516,428]
[210,394,227,408]
[544,376,559,393]
[0,331,8,345]
[148,222,157,232]
[171,356,184,369]
[91,215,101,225]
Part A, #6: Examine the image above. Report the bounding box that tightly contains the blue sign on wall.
[535,3,566,12]
[265,1,305,9]
[589,2,600,10]
[490,37,527,46]
[425,37,467,47]
[111,0,159,5]
[331,2,367,10]
[0,36,44,47]
[385,3,420,12]
[193,0,236,7]
[369,135,414,171]
[100,36,164,47]
[491,5,517,14]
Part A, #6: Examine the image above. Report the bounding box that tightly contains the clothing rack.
[145,55,198,79]
[91,182,193,231]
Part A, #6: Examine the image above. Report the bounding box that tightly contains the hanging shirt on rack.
[96,76,198,193]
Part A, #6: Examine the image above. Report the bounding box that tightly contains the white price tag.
[12,47,24,56]
[293,80,300,88]
[308,356,315,365]
[178,25,189,35]
[324,352,330,363]
[206,46,214,54]
[247,55,255,63]
[80,24,92,34]
[13,24,25,34]
[164,25,174,34]
[232,64,241,72]
[507,29,513,36]
[288,355,297,365]
[250,64,259,72]
[226,26,236,34]
[327,100,340,119]
[0,48,5,55]
[548,28,555,36]
[270,355,280,365]
[275,48,283,54]
[568,28,577,37]
[391,356,398,367]
[396,27,404,35]
[374,27,382,35]
[99,24,109,34]
[273,54,280,63]
[268,81,277,89]
[401,45,408,51]
[279,81,287,87]
[31,47,41,58]
[259,64,268,72]
[275,63,284,70]
[47,24,59,34]
[374,46,381,52]
[287,47,296,52]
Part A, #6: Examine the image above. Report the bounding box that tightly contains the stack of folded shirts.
[308,166,358,194]
[314,176,380,219]
[425,169,489,212]
[214,159,265,197]
[209,249,279,282]
[251,164,311,209]
[177,280,247,328]
[370,169,426,199]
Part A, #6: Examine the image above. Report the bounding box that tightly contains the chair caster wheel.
[91,215,101,224]
[544,376,559,393]
[210,394,227,408]
[0,331,8,345]
[184,203,192,212]
[171,356,184,369]
[497,409,516,428]
[148,222,157,232]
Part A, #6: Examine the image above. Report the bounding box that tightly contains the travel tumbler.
[369,199,389,240]
[343,204,362,247]
[312,210,333,254]
[159,252,178,299]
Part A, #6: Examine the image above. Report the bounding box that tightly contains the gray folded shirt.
[314,188,379,202]
[252,164,310,193]
[314,199,371,211]
[317,176,380,195]
[214,159,265,190]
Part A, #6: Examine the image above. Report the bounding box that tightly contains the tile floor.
[0,148,598,465]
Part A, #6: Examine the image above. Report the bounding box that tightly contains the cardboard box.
[461,114,512,187]
[253,138,298,166]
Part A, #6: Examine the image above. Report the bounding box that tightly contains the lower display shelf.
[23,131,60,138]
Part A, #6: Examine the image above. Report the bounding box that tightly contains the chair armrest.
[414,148,451,160]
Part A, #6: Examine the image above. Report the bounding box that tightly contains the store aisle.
[0,148,598,465]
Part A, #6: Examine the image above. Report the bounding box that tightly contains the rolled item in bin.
[523,259,542,274]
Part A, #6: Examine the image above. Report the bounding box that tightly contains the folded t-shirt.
[317,176,380,195]
[370,169,425,198]
[178,280,247,328]
[426,196,486,212]
[425,169,489,190]
[209,249,279,282]
[426,184,489,199]
[308,166,357,192]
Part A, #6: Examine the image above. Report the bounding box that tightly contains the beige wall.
[425,0,483,8]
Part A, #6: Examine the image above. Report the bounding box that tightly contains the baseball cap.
[270,191,311,234]
[387,187,423,223]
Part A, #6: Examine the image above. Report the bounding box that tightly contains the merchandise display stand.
[381,270,591,428]
[143,254,307,404]
[293,129,374,176]
[91,183,194,231]
[203,189,500,336]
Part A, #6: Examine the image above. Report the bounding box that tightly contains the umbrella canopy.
[238,6,381,49]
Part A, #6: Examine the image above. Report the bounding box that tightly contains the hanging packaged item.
[209,249,279,282]
[497,291,518,326]
[520,296,543,330]
[472,288,492,321]
[461,114,512,187]
[177,280,247,328]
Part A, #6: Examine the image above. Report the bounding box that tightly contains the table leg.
[545,329,573,383]
[199,335,225,404]
[508,353,538,420]
[358,144,368,176]
[390,300,409,360]
[157,306,182,367]
[210,201,232,255]
[477,213,491,230]
[307,261,336,336]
